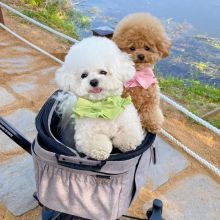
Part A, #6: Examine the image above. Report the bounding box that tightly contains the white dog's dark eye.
[145,46,150,51]
[130,46,136,51]
[81,72,88,79]
[99,70,107,75]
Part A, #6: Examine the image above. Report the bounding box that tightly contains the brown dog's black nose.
[137,54,145,61]
[90,79,99,87]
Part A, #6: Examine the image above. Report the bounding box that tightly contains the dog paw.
[89,148,111,160]
[113,134,143,152]
[77,134,113,160]
[142,110,164,134]
[146,124,162,133]
[118,144,138,153]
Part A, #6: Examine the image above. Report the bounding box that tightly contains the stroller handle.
[0,116,32,154]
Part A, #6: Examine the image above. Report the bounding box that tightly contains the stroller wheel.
[146,208,153,218]
[146,199,163,220]
[41,207,61,220]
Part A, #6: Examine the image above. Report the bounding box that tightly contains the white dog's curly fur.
[56,36,144,160]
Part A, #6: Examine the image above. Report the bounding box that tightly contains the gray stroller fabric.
[32,140,152,220]
[33,92,154,220]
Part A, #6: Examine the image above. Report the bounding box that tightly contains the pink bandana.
[124,67,157,89]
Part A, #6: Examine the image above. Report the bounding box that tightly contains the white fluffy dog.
[56,36,144,160]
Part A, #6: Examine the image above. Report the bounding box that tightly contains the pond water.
[74,0,220,88]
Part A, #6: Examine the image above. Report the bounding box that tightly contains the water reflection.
[75,0,220,87]
[76,0,220,37]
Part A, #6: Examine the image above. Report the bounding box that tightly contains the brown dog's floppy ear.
[157,39,171,58]
[112,34,128,51]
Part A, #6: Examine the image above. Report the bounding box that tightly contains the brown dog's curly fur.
[113,13,171,133]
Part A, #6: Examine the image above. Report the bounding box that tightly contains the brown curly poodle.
[113,13,171,133]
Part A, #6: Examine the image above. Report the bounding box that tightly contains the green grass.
[192,62,209,72]
[159,77,220,128]
[209,118,220,128]
[194,35,220,50]
[19,0,90,39]
[207,39,220,49]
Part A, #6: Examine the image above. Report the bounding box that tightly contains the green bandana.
[72,96,132,120]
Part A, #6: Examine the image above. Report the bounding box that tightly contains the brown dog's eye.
[145,46,150,51]
[99,70,107,75]
[130,46,136,51]
[81,72,88,79]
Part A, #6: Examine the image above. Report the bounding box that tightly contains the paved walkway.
[0,28,219,220]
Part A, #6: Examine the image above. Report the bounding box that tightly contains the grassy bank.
[7,0,90,39]
[159,77,220,128]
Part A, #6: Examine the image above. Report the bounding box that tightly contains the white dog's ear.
[117,52,136,83]
[55,66,71,91]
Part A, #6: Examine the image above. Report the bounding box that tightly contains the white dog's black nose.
[90,79,99,87]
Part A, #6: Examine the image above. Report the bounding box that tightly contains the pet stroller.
[0,90,164,220]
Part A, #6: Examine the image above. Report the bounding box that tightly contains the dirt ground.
[0,203,40,220]
[162,102,220,168]
[1,5,71,59]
